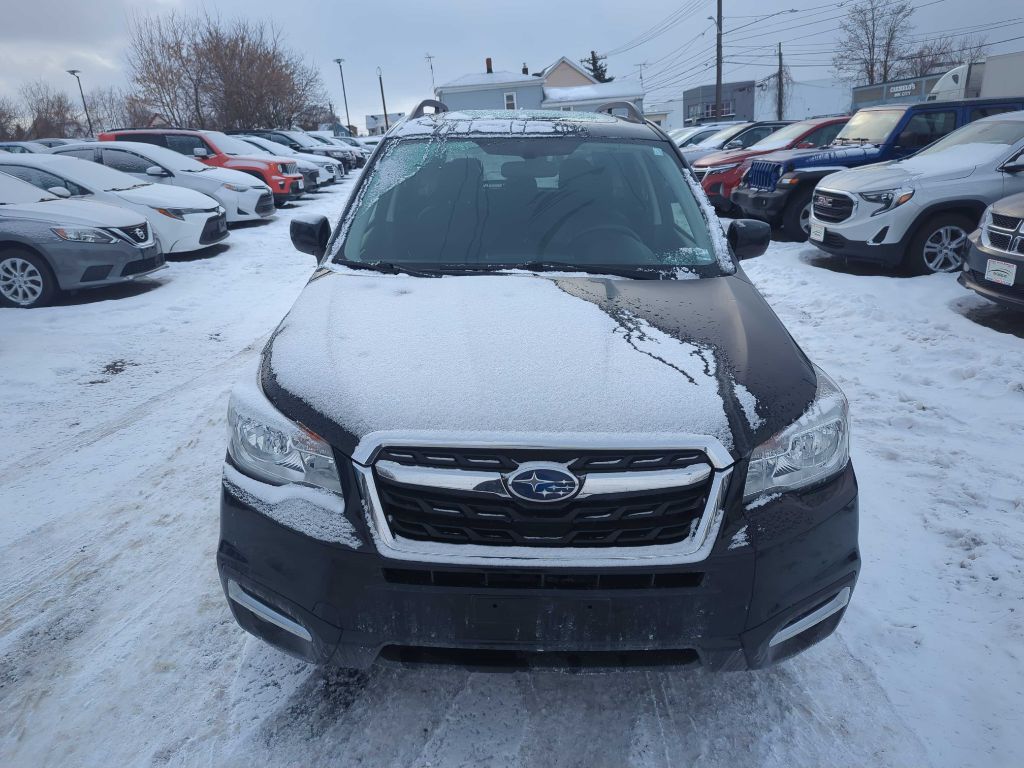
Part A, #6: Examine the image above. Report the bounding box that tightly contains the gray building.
[366,113,406,135]
[681,81,756,124]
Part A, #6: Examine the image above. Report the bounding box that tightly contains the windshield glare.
[696,124,748,148]
[749,121,818,151]
[835,110,904,144]
[337,137,722,276]
[916,119,1024,156]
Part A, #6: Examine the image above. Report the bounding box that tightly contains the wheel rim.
[0,257,44,305]
[922,225,968,272]
[799,202,812,235]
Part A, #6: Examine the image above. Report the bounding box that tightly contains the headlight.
[152,206,209,220]
[705,163,740,175]
[743,366,850,502]
[979,205,994,247]
[227,371,342,494]
[220,183,249,193]
[859,188,914,215]
[51,226,118,243]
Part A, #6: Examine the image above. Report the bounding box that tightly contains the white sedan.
[51,141,274,225]
[0,154,227,254]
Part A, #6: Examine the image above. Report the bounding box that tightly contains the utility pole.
[425,53,436,91]
[377,67,390,132]
[332,58,351,136]
[634,62,649,89]
[777,42,784,120]
[715,0,723,118]
[66,69,93,136]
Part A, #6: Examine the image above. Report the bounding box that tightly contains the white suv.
[808,111,1024,274]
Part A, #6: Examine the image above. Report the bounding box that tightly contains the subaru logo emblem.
[506,463,579,503]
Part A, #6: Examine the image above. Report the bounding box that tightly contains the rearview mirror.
[46,186,71,198]
[146,165,167,177]
[192,147,209,158]
[290,214,331,260]
[724,139,743,150]
[728,219,771,260]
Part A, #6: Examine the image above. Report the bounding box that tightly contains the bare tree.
[904,34,989,78]
[832,0,916,85]
[0,95,20,140]
[19,80,81,138]
[126,10,330,131]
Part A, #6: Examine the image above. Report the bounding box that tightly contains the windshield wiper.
[498,261,658,279]
[336,259,441,278]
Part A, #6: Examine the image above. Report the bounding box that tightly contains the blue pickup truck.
[731,98,1024,240]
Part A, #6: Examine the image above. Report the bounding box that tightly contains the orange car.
[98,129,305,205]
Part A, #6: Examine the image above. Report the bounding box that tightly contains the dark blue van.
[731,98,1024,239]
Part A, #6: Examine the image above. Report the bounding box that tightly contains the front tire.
[0,249,57,308]
[905,214,974,275]
[782,187,814,242]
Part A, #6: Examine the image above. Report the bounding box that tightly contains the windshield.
[834,110,904,144]
[0,172,59,203]
[203,131,261,156]
[45,157,151,192]
[695,124,750,149]
[336,137,724,277]
[749,121,820,151]
[915,119,1024,156]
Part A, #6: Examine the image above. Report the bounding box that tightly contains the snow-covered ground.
[1,178,1022,767]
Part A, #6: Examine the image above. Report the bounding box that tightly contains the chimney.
[522,62,529,75]
[485,57,493,74]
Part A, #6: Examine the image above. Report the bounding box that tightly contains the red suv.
[97,129,305,205]
[692,116,849,214]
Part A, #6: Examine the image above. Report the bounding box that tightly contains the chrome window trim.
[352,432,734,567]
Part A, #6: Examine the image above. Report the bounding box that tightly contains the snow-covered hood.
[0,198,146,228]
[117,182,219,209]
[190,165,267,189]
[821,143,1011,192]
[261,271,816,462]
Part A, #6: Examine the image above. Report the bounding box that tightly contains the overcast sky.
[2,0,1020,128]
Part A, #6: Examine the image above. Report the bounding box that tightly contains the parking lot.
[1,172,1022,767]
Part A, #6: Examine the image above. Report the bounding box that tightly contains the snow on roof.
[437,71,540,90]
[543,81,645,104]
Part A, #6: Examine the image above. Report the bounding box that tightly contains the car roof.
[390,109,666,142]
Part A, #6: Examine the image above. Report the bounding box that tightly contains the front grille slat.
[746,160,782,191]
[990,212,1022,231]
[813,191,854,223]
[374,446,714,549]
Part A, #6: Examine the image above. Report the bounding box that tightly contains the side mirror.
[1001,158,1024,174]
[192,147,209,158]
[47,186,72,198]
[290,214,331,260]
[728,219,771,260]
[146,165,167,177]
[724,139,743,150]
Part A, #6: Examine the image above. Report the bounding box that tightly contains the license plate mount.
[810,223,825,242]
[984,258,1017,286]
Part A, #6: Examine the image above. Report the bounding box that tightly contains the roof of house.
[539,56,599,83]
[542,81,645,105]
[436,71,540,91]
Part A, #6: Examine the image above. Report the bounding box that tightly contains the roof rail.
[594,101,645,124]
[410,99,449,119]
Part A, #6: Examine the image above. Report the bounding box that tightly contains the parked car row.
[0,127,356,308]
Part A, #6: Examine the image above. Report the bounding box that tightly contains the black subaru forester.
[217,104,859,671]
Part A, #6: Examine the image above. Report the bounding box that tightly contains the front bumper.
[218,460,859,671]
[48,240,165,290]
[731,186,792,223]
[960,233,1024,310]
[225,190,276,224]
[807,220,906,268]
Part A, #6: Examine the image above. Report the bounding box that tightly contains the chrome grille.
[812,190,854,223]
[990,212,1022,231]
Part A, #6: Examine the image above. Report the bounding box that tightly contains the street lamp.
[377,67,390,132]
[66,69,94,137]
[332,58,352,136]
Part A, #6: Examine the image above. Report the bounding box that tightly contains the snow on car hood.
[194,165,266,188]
[0,198,147,228]
[117,182,219,209]
[261,271,816,462]
[819,144,1012,192]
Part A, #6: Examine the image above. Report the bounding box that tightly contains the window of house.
[504,92,517,110]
